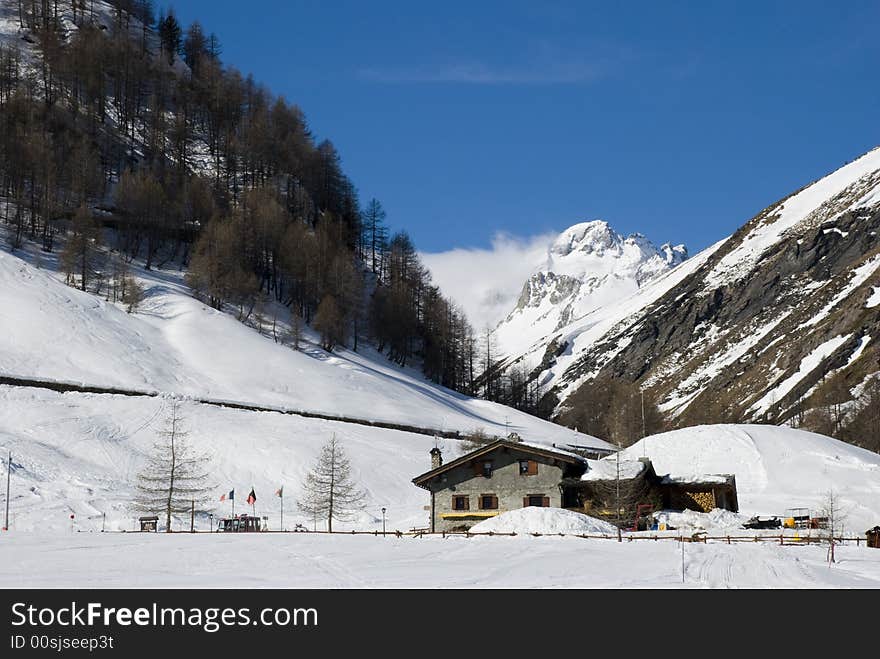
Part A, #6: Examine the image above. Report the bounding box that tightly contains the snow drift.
[470,507,618,535]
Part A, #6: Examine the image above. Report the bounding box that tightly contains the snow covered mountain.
[493,220,686,358]
[526,146,880,426]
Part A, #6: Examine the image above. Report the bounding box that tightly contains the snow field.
[2,531,880,588]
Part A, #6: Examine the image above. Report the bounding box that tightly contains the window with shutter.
[527,494,546,507]
[453,495,469,511]
[519,459,539,475]
[480,494,498,510]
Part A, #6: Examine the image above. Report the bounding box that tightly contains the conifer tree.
[296,434,365,532]
[60,203,101,292]
[134,400,213,533]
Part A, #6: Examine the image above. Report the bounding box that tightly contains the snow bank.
[659,509,749,533]
[470,507,617,535]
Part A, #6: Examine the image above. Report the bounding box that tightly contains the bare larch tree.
[134,399,213,532]
[297,434,365,532]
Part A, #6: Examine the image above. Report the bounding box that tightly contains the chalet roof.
[412,439,587,489]
[660,474,736,486]
[581,457,651,482]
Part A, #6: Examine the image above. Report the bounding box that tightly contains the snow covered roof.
[660,474,734,486]
[412,439,588,487]
[581,457,650,481]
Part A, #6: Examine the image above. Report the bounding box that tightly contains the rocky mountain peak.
[494,221,687,357]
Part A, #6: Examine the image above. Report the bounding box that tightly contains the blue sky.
[170,1,880,254]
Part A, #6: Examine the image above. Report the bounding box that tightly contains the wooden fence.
[123,528,873,546]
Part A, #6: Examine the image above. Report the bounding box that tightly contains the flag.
[275,486,283,497]
[220,489,234,502]
[247,488,256,505]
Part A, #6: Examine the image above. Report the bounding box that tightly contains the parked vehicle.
[743,515,781,530]
[217,514,264,532]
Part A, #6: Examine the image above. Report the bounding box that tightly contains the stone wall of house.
[427,446,569,532]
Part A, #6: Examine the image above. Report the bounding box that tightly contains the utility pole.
[681,538,685,584]
[640,390,647,458]
[3,451,10,531]
[190,499,195,533]
[615,441,621,527]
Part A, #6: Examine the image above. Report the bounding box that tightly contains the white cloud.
[421,231,557,332]
[358,60,604,85]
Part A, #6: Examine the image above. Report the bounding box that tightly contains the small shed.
[139,515,159,532]
[866,526,880,548]
[660,474,738,513]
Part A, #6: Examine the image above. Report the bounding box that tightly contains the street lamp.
[209,513,214,533]
[381,507,386,536]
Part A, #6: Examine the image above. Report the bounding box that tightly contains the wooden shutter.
[464,496,470,511]
[472,460,483,476]
[492,495,499,509]
[542,496,550,507]
[528,460,538,475]
[478,495,485,510]
[523,497,529,508]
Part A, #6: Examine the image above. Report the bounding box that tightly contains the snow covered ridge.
[704,146,880,289]
[538,146,880,423]
[493,220,687,358]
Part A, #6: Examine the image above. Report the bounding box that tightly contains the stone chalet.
[412,439,592,533]
[412,439,738,532]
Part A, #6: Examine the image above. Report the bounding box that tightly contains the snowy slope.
[0,248,608,449]
[492,221,686,358]
[0,385,461,533]
[538,146,880,421]
[621,424,880,532]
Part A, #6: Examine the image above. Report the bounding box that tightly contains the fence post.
[617,528,622,543]
[779,534,783,545]
[727,536,730,545]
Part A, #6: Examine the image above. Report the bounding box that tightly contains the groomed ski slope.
[0,248,606,449]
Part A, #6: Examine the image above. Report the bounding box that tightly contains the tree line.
[0,1,478,394]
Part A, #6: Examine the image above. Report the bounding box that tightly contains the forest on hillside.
[0,0,523,400]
